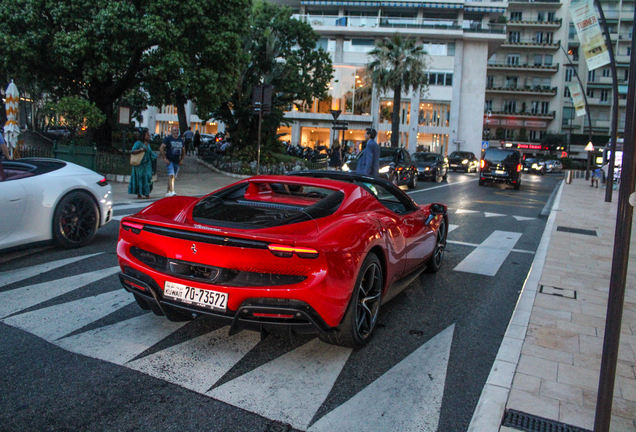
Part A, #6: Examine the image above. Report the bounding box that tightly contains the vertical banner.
[569,0,610,70]
[568,82,587,116]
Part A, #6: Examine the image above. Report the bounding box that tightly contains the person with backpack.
[159,125,185,196]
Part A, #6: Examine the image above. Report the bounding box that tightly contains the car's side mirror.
[430,203,445,215]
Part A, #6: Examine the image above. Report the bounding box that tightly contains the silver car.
[544,160,563,173]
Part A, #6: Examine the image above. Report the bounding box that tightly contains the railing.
[487,110,556,118]
[293,15,461,30]
[487,62,560,71]
[199,148,328,175]
[509,0,562,3]
[463,22,506,34]
[486,85,558,94]
[508,19,562,25]
[503,39,560,47]
[15,145,53,159]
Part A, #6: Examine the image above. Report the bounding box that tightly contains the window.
[588,70,596,82]
[544,55,553,66]
[530,101,540,114]
[507,55,520,65]
[445,74,452,86]
[487,75,494,87]
[537,11,545,22]
[510,11,523,21]
[626,70,630,81]
[628,47,632,56]
[424,43,448,56]
[509,32,521,43]
[534,55,543,66]
[541,101,550,114]
[504,100,517,113]
[564,87,571,98]
[529,130,540,141]
[587,89,595,98]
[345,39,375,52]
[505,129,515,139]
[602,68,611,78]
[427,72,453,86]
[485,100,493,111]
[548,12,556,22]
[569,24,577,39]
[505,76,518,88]
[565,67,574,82]
[601,89,609,102]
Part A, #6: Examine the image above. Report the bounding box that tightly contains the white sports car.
[0,158,113,251]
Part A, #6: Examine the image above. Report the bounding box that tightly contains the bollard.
[565,170,573,184]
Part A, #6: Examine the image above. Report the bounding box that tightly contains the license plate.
[450,164,458,167]
[163,281,228,311]
[495,170,505,175]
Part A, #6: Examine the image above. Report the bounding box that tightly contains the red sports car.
[117,171,447,347]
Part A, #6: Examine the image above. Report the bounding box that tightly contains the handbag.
[130,150,144,166]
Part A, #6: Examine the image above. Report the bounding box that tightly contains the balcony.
[486,85,558,95]
[509,0,562,4]
[507,19,562,28]
[501,39,561,49]
[292,15,461,31]
[487,62,560,72]
[486,110,556,119]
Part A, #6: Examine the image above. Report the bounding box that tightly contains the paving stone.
[619,377,636,402]
[541,380,584,405]
[527,326,580,353]
[507,389,560,421]
[558,363,600,390]
[517,354,558,381]
[511,373,541,394]
[581,301,610,319]
[521,343,574,365]
[556,320,597,337]
[559,401,595,430]
[609,415,636,432]
[613,397,636,421]
[534,293,582,314]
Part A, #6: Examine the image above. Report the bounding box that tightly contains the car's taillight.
[97,178,109,187]
[517,164,523,172]
[480,160,485,169]
[268,244,319,259]
[122,221,144,234]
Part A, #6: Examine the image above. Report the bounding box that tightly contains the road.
[0,171,563,432]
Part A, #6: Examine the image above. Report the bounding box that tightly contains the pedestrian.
[590,163,608,188]
[193,130,201,156]
[356,127,380,177]
[329,141,342,170]
[183,127,194,155]
[0,132,12,161]
[160,125,185,196]
[128,130,157,199]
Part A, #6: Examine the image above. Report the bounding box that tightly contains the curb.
[195,158,251,179]
[106,174,158,183]
[467,180,566,432]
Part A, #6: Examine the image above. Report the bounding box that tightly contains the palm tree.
[367,33,429,147]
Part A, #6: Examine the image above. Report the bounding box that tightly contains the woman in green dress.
[128,130,158,199]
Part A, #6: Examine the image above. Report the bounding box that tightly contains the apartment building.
[487,0,633,158]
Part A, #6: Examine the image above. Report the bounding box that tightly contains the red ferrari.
[117,171,447,347]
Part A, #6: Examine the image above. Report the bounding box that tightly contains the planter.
[53,143,98,170]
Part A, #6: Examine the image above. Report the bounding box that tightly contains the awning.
[465,6,506,12]
[301,0,462,7]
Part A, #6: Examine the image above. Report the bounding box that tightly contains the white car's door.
[0,179,28,244]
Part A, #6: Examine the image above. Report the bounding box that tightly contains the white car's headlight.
[342,164,350,172]
[532,163,539,169]
[462,159,468,164]
[424,167,430,171]
[379,166,390,174]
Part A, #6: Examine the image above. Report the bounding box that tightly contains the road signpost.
[252,85,273,174]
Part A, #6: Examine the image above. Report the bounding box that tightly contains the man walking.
[183,127,194,155]
[160,125,185,196]
[356,127,380,177]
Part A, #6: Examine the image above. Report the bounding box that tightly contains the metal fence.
[16,145,134,176]
[15,146,53,159]
[199,149,328,175]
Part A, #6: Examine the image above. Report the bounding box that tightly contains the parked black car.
[343,147,418,189]
[522,157,546,175]
[447,151,479,172]
[412,152,448,183]
[479,148,523,189]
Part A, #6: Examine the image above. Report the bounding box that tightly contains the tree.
[367,34,429,147]
[210,1,333,151]
[0,0,250,148]
[541,133,567,153]
[44,96,106,140]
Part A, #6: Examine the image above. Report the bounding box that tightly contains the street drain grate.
[540,285,577,299]
[502,409,592,432]
[266,421,291,432]
[556,226,598,236]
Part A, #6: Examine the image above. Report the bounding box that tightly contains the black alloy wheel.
[320,253,383,347]
[52,191,99,248]
[426,219,447,273]
[391,173,399,186]
[409,172,418,189]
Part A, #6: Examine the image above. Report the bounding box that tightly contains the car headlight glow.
[532,163,539,169]
[462,159,468,164]
[379,166,390,173]
[342,164,350,172]
[424,167,430,171]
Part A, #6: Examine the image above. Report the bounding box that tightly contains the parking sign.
[481,141,489,150]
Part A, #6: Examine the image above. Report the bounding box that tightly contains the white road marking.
[0,253,103,288]
[513,216,536,221]
[308,325,455,432]
[56,312,187,365]
[484,212,506,218]
[2,289,134,341]
[407,178,479,194]
[453,231,523,276]
[455,209,480,214]
[128,326,260,394]
[447,240,534,254]
[0,266,121,319]
[448,224,459,234]
[208,338,352,430]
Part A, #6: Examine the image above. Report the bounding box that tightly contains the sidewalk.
[471,177,636,431]
[109,154,239,204]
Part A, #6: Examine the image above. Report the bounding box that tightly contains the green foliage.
[211,1,333,150]
[0,0,250,147]
[518,127,527,142]
[367,33,429,146]
[45,96,106,140]
[495,127,505,140]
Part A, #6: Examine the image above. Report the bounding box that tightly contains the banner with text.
[569,0,610,70]
[568,82,587,117]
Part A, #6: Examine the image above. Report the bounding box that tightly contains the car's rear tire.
[52,191,99,249]
[514,181,521,190]
[478,178,485,186]
[434,171,443,183]
[426,219,447,273]
[319,253,383,347]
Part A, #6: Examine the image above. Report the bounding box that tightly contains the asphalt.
[109,156,636,431]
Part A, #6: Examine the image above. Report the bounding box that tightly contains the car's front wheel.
[435,171,443,183]
[320,253,383,347]
[409,173,418,189]
[426,219,447,273]
[390,173,399,186]
[52,191,99,249]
